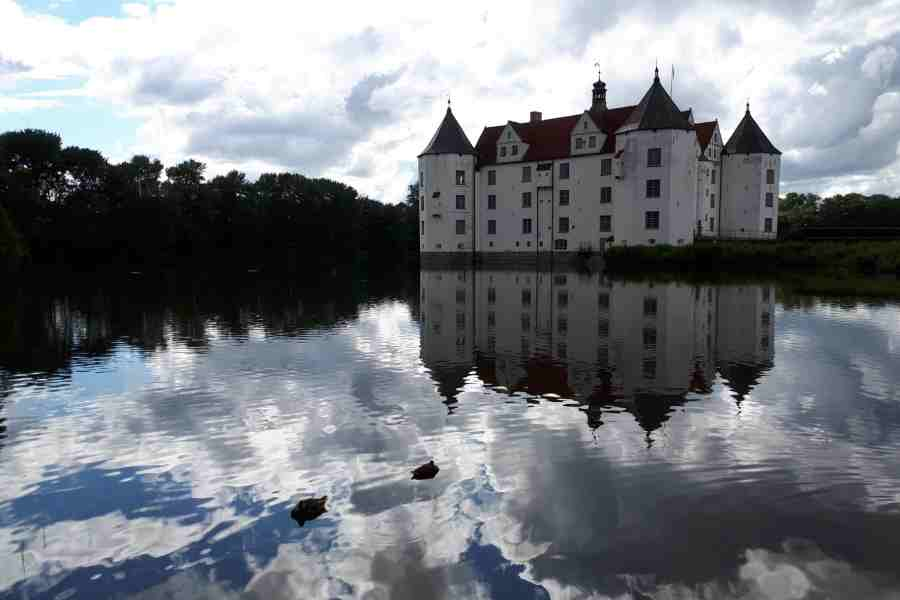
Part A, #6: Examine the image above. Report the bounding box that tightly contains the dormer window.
[506,131,511,140]
[500,146,507,157]
[588,135,596,148]
[575,137,585,150]
[512,144,519,156]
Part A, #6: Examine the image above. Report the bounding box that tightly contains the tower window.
[601,158,612,176]
[488,219,497,235]
[766,169,775,184]
[456,195,465,209]
[711,169,717,184]
[559,217,570,233]
[560,162,570,179]
[522,218,532,234]
[710,193,716,209]
[420,220,424,235]
[645,210,660,230]
[456,170,465,185]
[646,179,661,198]
[522,192,532,208]
[599,215,612,232]
[488,194,496,209]
[522,166,531,182]
[456,219,466,234]
[647,148,662,167]
[765,193,774,207]
[488,169,496,185]
[559,189,570,206]
[600,187,612,203]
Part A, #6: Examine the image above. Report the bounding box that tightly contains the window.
[761,311,771,327]
[560,162,570,179]
[643,327,657,348]
[488,219,497,235]
[420,198,424,210]
[507,131,511,140]
[456,195,465,209]
[575,137,585,150]
[557,342,567,359]
[558,292,568,308]
[521,337,530,356]
[645,210,660,230]
[644,297,658,316]
[559,189,570,206]
[766,169,775,184]
[420,170,424,186]
[456,219,466,234]
[765,192,774,207]
[598,292,610,309]
[710,217,715,230]
[710,193,716,209]
[554,238,568,250]
[642,358,657,379]
[559,217,570,233]
[522,289,532,306]
[488,287,496,304]
[512,144,519,156]
[600,187,612,203]
[456,170,465,185]
[598,319,609,337]
[420,220,424,235]
[601,158,612,176]
[647,147,662,167]
[646,179,661,198]
[599,215,612,232]
[488,194,496,210]
[521,313,531,331]
[522,218,532,234]
[500,146,507,157]
[554,274,567,285]
[488,170,496,185]
[711,169,717,184]
[522,192,532,208]
[488,311,496,328]
[588,135,597,148]
[456,289,466,304]
[764,218,773,233]
[522,166,531,182]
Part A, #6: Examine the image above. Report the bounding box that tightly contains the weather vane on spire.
[594,61,602,79]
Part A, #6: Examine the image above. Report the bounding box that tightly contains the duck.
[290,496,328,526]
[411,460,439,480]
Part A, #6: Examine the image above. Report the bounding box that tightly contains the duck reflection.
[420,267,775,439]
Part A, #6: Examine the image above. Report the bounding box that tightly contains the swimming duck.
[290,496,327,526]
[411,460,439,480]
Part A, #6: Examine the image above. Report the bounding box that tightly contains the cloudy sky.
[1,0,899,203]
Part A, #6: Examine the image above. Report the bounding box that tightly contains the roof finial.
[594,61,602,79]
[746,98,750,114]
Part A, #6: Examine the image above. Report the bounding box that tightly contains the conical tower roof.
[725,105,781,155]
[620,69,693,132]
[419,106,476,157]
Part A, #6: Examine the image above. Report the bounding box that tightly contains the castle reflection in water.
[420,267,775,437]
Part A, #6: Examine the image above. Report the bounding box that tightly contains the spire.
[619,70,692,131]
[419,105,476,157]
[724,104,781,155]
[591,65,607,112]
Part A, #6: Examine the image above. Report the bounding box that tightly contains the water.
[2,268,900,599]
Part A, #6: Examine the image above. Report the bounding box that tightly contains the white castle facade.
[417,70,782,258]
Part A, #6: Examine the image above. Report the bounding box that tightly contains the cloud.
[0,55,29,75]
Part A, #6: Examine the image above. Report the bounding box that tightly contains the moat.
[2,268,900,599]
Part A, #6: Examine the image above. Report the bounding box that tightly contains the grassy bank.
[603,240,900,277]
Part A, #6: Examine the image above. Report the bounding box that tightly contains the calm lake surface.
[2,268,900,599]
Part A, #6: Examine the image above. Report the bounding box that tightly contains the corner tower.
[418,104,476,258]
[721,104,782,239]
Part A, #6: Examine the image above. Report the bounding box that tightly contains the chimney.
[530,111,542,123]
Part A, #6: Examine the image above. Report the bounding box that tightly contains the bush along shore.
[603,240,900,277]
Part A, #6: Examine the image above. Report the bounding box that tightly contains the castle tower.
[720,103,782,239]
[613,68,698,246]
[592,72,608,112]
[418,104,477,258]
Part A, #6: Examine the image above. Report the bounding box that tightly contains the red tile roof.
[693,120,717,152]
[475,105,637,168]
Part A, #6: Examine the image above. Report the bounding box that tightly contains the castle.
[417,69,781,258]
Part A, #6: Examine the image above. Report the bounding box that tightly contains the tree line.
[0,129,421,271]
[779,192,900,239]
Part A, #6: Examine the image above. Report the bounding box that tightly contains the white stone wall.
[419,153,476,253]
[613,129,699,247]
[721,153,781,239]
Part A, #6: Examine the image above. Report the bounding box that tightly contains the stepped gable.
[475,104,636,167]
[619,69,694,132]
[725,105,781,155]
[694,121,718,153]
[419,106,476,157]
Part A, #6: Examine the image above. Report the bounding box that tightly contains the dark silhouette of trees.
[0,129,419,271]
[779,192,900,239]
